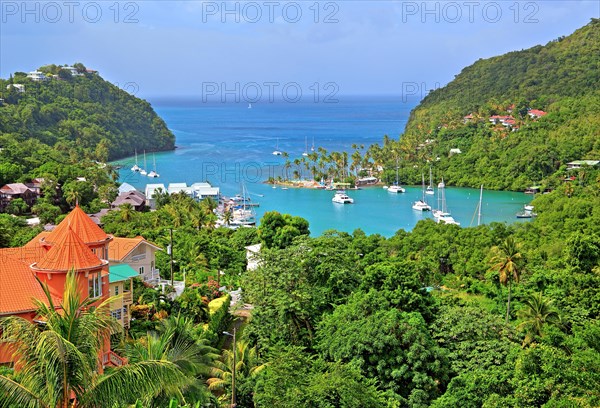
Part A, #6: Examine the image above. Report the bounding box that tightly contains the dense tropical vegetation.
[274,19,599,192]
[1,19,599,408]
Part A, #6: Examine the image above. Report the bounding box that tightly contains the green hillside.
[379,18,600,190]
[0,63,175,164]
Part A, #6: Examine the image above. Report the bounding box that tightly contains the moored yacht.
[388,158,405,193]
[412,200,431,211]
[425,167,435,195]
[332,191,354,204]
[131,149,141,172]
[272,138,282,155]
[432,177,455,221]
[388,185,405,193]
[413,173,431,211]
[147,154,160,178]
[140,150,147,175]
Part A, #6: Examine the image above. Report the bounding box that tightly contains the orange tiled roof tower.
[0,205,113,364]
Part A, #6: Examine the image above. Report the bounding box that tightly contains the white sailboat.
[425,167,434,195]
[230,184,256,227]
[272,138,282,156]
[470,185,484,227]
[140,150,147,175]
[412,173,432,211]
[311,136,315,152]
[248,103,252,109]
[302,136,309,157]
[131,149,141,172]
[147,154,159,178]
[433,178,459,225]
[388,158,405,193]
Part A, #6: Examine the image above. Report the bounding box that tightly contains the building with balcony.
[0,206,113,366]
[108,236,162,283]
[109,264,138,329]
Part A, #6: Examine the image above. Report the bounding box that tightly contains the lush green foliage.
[0,63,174,162]
[0,272,189,408]
[364,19,600,190]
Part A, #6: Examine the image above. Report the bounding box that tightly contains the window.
[111,309,122,320]
[139,266,144,274]
[114,285,119,295]
[88,272,102,298]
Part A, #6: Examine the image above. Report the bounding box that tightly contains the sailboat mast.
[477,185,483,226]
[422,173,426,201]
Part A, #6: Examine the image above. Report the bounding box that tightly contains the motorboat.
[332,191,354,204]
[388,185,405,193]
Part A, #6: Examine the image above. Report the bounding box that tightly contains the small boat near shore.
[517,204,537,218]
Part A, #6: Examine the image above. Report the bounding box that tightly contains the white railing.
[131,254,146,262]
[142,268,160,284]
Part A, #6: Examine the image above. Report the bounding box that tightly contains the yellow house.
[108,264,138,328]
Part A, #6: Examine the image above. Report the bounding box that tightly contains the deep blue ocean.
[115,96,532,236]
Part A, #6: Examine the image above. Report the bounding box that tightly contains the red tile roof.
[0,253,48,315]
[529,109,547,116]
[33,226,106,272]
[0,244,48,265]
[43,205,111,246]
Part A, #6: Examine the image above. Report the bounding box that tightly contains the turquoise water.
[116,97,532,236]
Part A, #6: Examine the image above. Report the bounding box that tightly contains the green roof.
[109,264,139,283]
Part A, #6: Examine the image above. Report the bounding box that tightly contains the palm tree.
[126,316,218,406]
[517,292,562,346]
[207,340,266,405]
[490,236,524,323]
[118,203,135,222]
[65,189,81,208]
[0,271,189,408]
[191,208,208,231]
[223,210,233,227]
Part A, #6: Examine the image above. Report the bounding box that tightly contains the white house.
[7,84,25,93]
[62,66,82,76]
[167,183,192,196]
[449,148,462,156]
[190,182,220,200]
[566,160,599,170]
[145,183,166,209]
[27,71,47,81]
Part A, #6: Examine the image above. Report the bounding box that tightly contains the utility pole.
[169,228,174,287]
[224,327,237,407]
[231,326,236,408]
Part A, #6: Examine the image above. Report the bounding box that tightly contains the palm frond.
[0,375,47,408]
[81,360,190,407]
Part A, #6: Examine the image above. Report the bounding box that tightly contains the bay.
[115,97,532,236]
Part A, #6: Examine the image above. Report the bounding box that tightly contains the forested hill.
[0,63,175,163]
[388,19,600,190]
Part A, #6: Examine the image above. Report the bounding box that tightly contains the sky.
[0,1,598,101]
